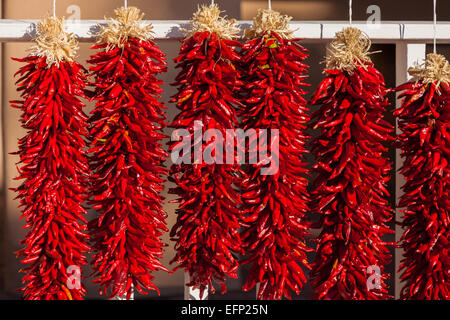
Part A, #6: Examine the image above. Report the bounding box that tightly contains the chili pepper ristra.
[169,4,245,297]
[309,27,394,299]
[88,7,168,299]
[239,9,311,300]
[11,16,90,300]
[395,53,450,300]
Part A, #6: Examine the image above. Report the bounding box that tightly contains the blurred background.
[0,0,449,299]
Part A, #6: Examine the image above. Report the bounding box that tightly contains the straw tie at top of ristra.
[244,8,294,40]
[185,3,239,40]
[408,53,450,88]
[325,27,374,73]
[30,16,78,67]
[97,6,154,48]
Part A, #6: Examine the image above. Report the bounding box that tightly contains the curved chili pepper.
[239,32,311,300]
[309,62,394,300]
[395,75,450,300]
[88,36,168,299]
[11,56,89,300]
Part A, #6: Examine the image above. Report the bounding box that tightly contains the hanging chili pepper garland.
[395,53,450,300]
[169,4,244,297]
[239,9,311,300]
[88,6,168,299]
[309,27,394,300]
[11,16,89,300]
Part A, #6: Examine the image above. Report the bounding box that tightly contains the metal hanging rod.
[0,20,449,42]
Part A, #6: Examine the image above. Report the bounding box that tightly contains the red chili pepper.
[309,59,394,299]
[395,56,450,300]
[12,55,89,300]
[88,34,169,298]
[169,8,244,297]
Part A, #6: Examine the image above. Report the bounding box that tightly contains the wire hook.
[349,0,352,25]
[433,0,437,53]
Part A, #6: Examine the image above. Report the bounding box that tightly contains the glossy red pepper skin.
[309,64,394,300]
[238,33,311,300]
[395,80,450,300]
[169,31,244,297]
[11,56,89,300]
[88,37,168,299]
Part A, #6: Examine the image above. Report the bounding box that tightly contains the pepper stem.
[408,53,450,88]
[185,3,239,40]
[325,27,374,73]
[30,16,78,67]
[97,6,154,48]
[244,8,293,40]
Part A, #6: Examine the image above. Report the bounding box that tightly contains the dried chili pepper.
[395,53,449,300]
[238,9,311,300]
[309,27,394,300]
[169,4,244,297]
[88,7,168,299]
[11,17,89,300]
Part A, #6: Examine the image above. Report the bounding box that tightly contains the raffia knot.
[30,16,78,67]
[97,6,153,48]
[325,27,373,73]
[186,4,239,40]
[244,9,293,40]
[408,53,450,87]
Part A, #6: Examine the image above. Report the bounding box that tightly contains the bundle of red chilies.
[395,53,449,300]
[309,27,394,300]
[12,17,90,300]
[87,7,168,299]
[10,4,449,300]
[169,5,245,297]
[238,9,311,300]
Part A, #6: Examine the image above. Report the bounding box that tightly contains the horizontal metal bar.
[0,20,450,42]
